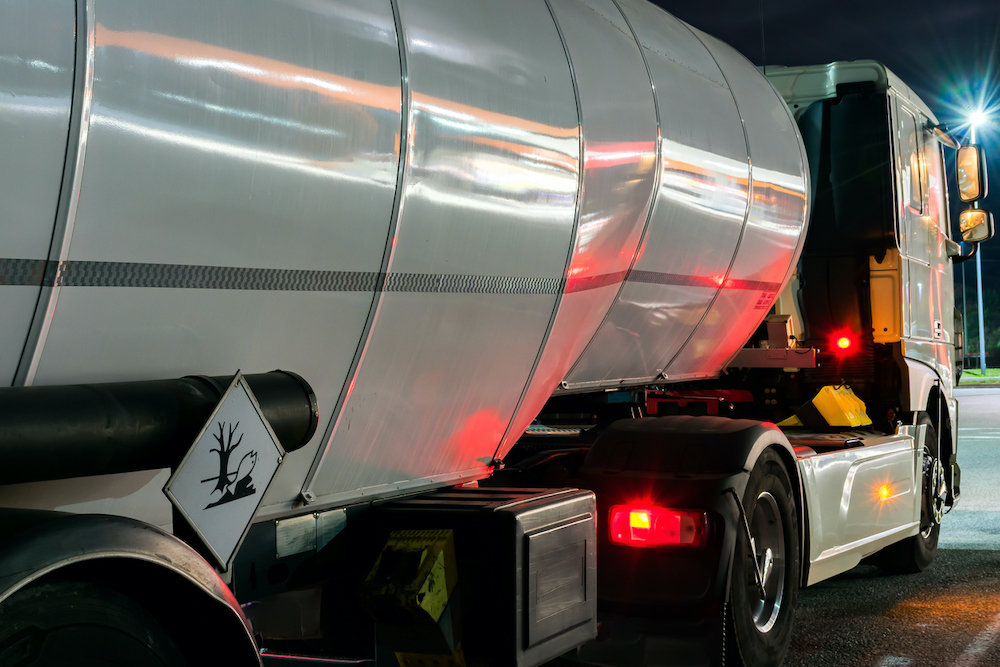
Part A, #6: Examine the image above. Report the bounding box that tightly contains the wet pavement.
[786,550,1000,666]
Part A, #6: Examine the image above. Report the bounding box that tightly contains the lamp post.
[971,113,988,373]
[963,262,968,368]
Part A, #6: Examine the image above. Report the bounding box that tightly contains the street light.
[970,108,988,373]
[970,109,988,130]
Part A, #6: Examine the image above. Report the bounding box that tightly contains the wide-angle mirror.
[960,208,995,243]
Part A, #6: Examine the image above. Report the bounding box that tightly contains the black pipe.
[0,371,318,485]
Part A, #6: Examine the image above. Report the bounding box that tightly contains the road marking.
[879,657,911,666]
[951,612,1000,667]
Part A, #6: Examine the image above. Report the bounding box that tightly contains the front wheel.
[726,448,799,667]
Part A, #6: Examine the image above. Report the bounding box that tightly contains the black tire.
[877,413,942,573]
[0,580,188,667]
[726,448,799,667]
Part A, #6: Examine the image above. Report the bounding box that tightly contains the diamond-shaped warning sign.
[164,372,284,570]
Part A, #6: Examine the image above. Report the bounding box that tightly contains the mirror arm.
[953,241,979,264]
[929,122,961,150]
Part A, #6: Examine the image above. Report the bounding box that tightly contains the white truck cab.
[765,60,988,520]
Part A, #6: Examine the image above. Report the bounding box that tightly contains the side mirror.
[957,144,989,202]
[960,208,995,243]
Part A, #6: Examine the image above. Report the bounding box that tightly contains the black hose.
[0,371,318,485]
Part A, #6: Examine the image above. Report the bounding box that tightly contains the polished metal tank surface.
[19,0,407,508]
[303,0,581,502]
[1,0,808,514]
[0,0,76,385]
[660,30,809,379]
[561,0,753,390]
[561,0,808,391]
[496,0,659,456]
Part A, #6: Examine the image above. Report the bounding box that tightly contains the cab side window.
[900,109,924,213]
[898,105,935,264]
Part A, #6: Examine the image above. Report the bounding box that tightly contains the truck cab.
[764,60,974,514]
[672,60,990,587]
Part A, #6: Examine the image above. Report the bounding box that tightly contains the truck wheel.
[726,448,799,667]
[878,414,942,573]
[0,580,187,666]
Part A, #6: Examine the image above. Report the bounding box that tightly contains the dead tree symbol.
[209,421,242,495]
[201,421,259,509]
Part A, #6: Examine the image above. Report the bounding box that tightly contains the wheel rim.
[922,449,947,537]
[748,491,785,633]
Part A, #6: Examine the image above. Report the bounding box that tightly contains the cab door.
[920,120,956,392]
[0,1,76,384]
[893,96,955,388]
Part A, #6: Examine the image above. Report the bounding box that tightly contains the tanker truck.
[0,0,992,666]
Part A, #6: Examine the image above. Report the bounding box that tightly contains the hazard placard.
[164,372,285,570]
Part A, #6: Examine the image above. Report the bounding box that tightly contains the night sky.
[655,0,1000,333]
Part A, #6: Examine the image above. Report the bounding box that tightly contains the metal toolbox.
[375,486,597,667]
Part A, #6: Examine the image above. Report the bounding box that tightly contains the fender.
[0,510,260,666]
[898,356,959,504]
[577,415,805,621]
[899,356,939,413]
[945,396,960,504]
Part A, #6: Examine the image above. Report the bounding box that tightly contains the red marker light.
[830,330,857,355]
[609,505,709,547]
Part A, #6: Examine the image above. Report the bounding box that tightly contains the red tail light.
[608,505,709,548]
[830,330,856,356]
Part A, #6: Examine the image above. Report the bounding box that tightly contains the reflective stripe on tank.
[0,258,781,293]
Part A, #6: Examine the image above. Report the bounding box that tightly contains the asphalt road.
[784,387,1000,666]
[939,387,1000,551]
